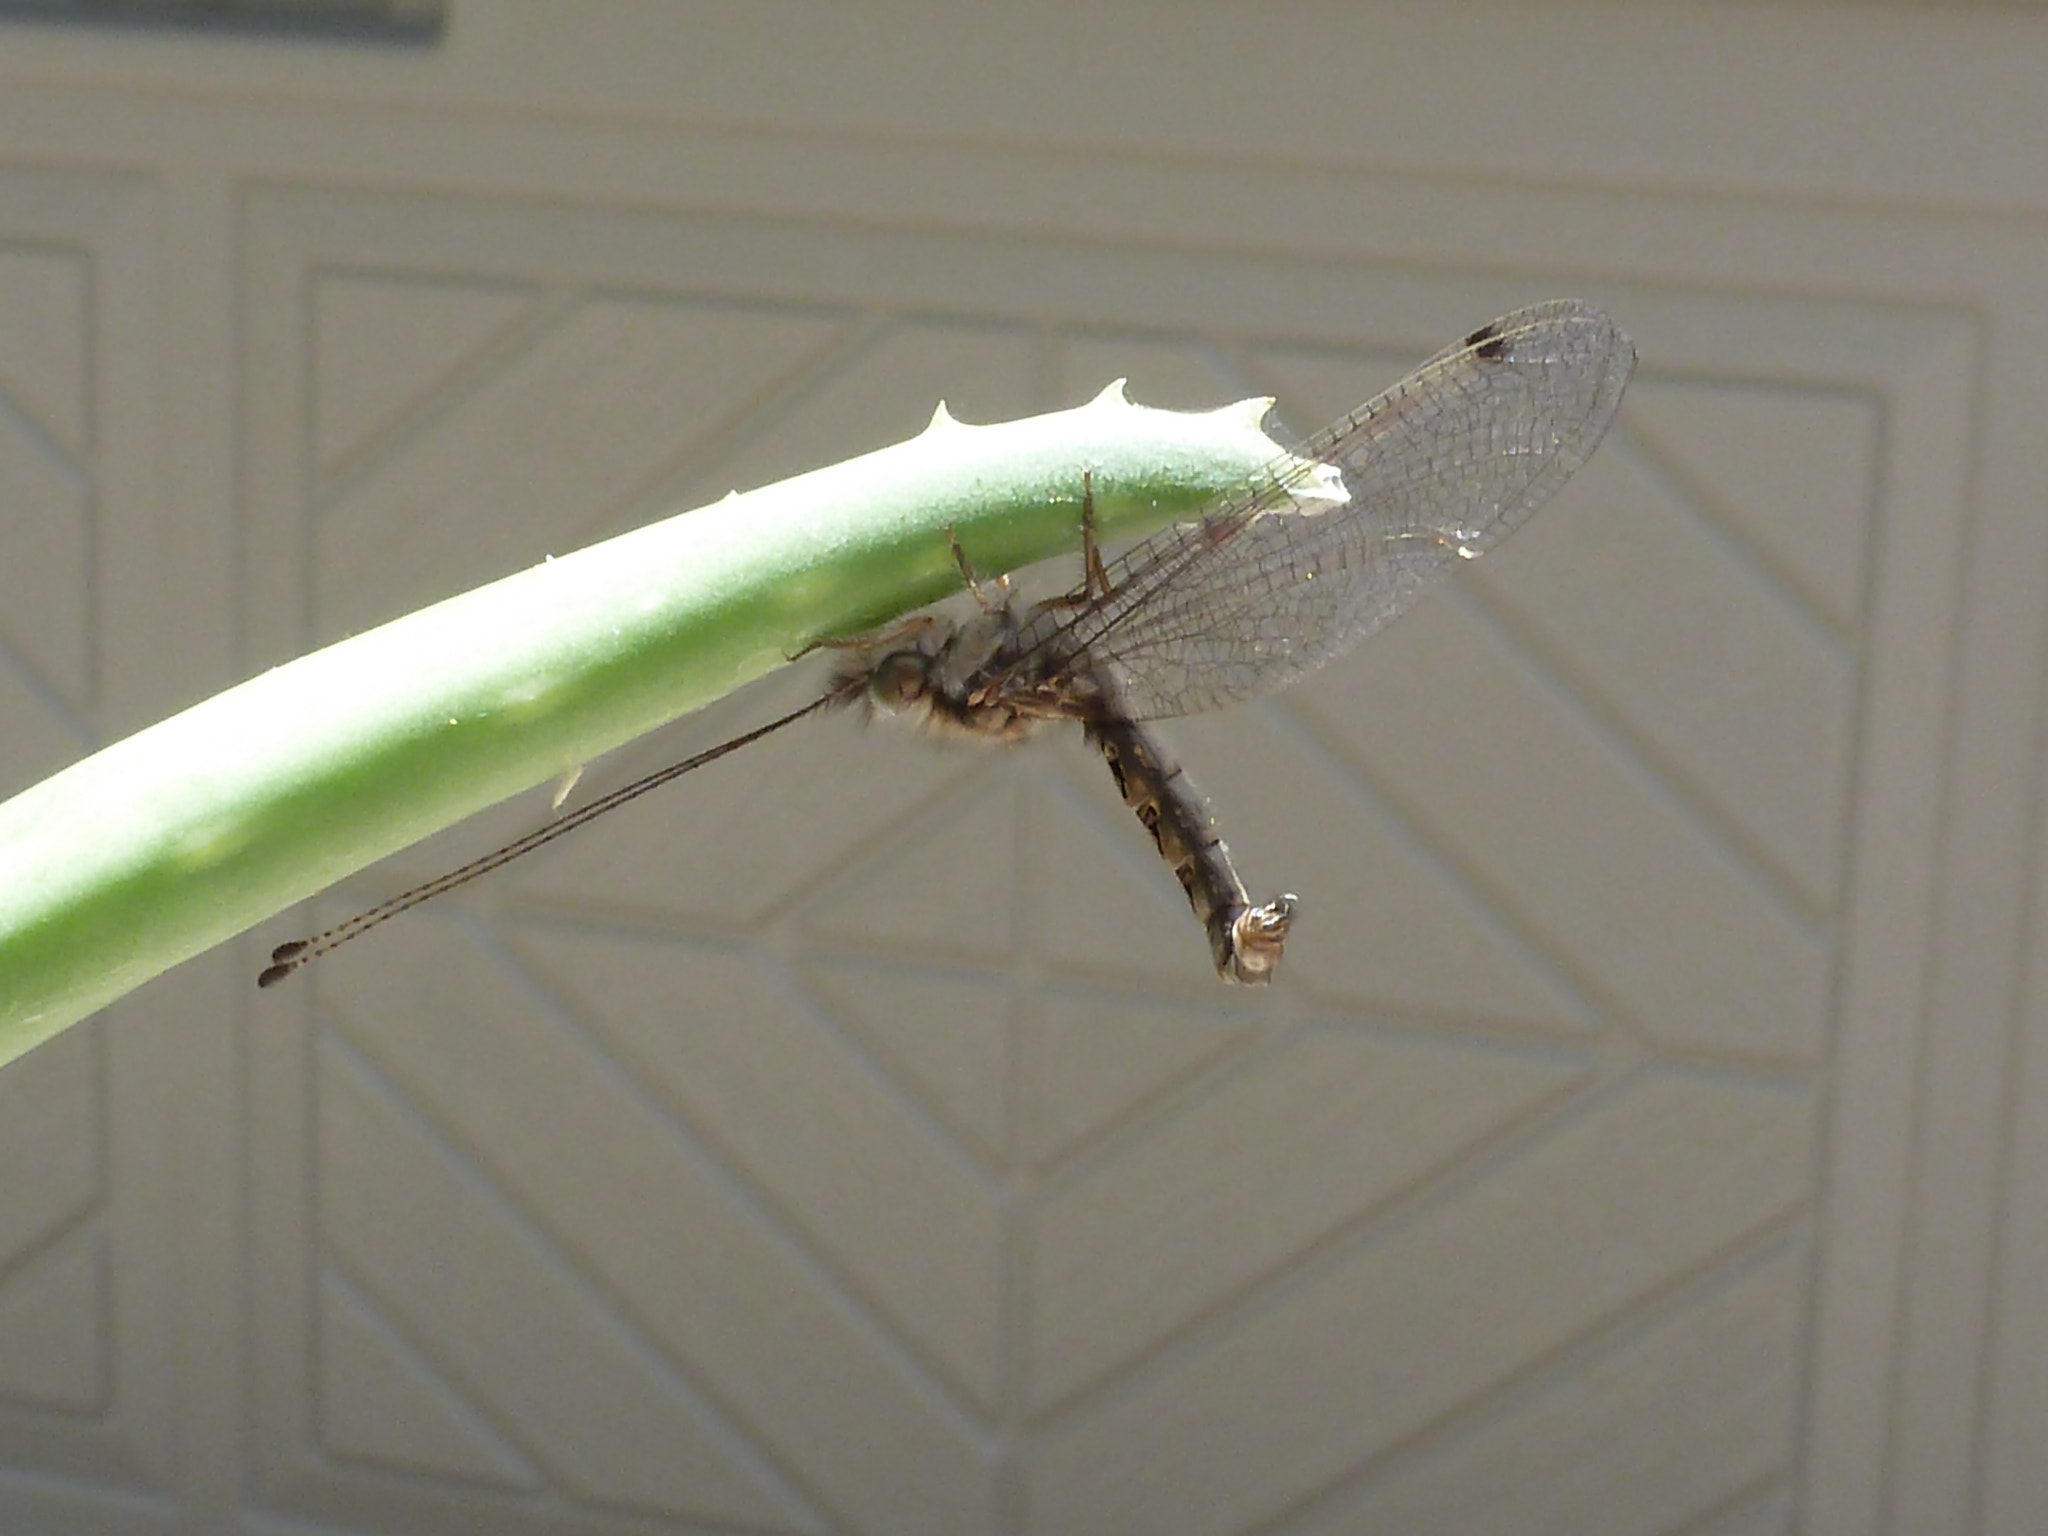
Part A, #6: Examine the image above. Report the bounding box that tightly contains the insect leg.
[1039,471,1119,611]
[1081,470,1114,601]
[947,527,1011,611]
[787,613,938,662]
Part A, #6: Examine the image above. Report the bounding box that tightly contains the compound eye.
[866,651,929,715]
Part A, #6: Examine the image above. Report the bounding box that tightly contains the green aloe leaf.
[0,385,1304,1059]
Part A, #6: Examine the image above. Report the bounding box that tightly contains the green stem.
[0,385,1307,1056]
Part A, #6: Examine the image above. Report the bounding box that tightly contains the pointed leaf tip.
[1217,395,1278,435]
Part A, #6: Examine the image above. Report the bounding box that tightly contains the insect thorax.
[840,600,1096,742]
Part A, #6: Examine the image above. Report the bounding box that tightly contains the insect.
[258,299,1635,988]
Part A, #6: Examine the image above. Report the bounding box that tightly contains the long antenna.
[257,684,855,988]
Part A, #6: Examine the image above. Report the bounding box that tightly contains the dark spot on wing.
[1463,321,1511,361]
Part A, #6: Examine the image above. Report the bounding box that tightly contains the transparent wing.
[1022,299,1636,722]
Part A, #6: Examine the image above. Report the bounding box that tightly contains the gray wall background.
[1,2,2046,1532]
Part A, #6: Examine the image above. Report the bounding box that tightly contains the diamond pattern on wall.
[1495,384,1865,913]
[0,244,90,461]
[318,1036,821,1529]
[320,915,990,1536]
[0,240,95,782]
[1296,586,1834,1059]
[1026,1027,1590,1411]
[311,271,543,480]
[1023,1072,1816,1536]
[1627,379,1874,637]
[318,1271,541,1492]
[0,165,183,1511]
[1024,988,1258,1170]
[0,1032,105,1417]
[311,290,863,637]
[807,961,1017,1164]
[1289,1240,1806,1536]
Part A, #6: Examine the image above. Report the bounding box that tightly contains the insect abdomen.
[1085,716,1294,983]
